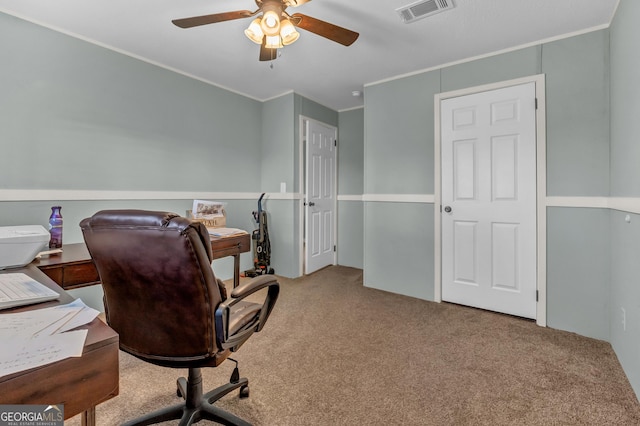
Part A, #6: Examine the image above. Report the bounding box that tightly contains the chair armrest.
[230,275,278,300]
[214,275,279,350]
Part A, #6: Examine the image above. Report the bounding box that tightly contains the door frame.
[297,115,338,276]
[434,74,547,326]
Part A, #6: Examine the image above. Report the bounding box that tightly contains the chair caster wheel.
[176,377,187,398]
[239,385,250,399]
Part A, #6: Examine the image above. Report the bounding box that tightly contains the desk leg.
[233,254,240,288]
[81,408,96,426]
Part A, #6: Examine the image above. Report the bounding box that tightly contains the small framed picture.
[192,200,226,219]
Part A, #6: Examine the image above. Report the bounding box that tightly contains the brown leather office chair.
[80,210,279,426]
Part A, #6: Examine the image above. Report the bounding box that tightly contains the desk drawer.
[210,233,250,260]
[40,261,100,290]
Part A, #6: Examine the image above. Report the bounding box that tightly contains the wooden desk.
[36,232,251,289]
[0,266,119,426]
[37,243,100,290]
[209,232,251,287]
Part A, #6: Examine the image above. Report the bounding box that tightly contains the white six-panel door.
[304,119,337,274]
[441,82,537,319]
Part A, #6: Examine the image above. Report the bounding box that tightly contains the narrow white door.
[441,82,537,319]
[304,119,337,274]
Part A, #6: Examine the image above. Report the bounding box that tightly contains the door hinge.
[536,290,539,302]
[333,245,337,252]
[535,98,538,110]
[334,139,337,147]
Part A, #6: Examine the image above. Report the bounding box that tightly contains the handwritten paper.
[0,330,87,377]
[0,299,99,378]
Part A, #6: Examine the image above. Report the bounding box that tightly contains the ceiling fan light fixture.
[261,10,281,36]
[244,18,264,44]
[264,34,283,49]
[280,19,300,45]
[171,0,360,62]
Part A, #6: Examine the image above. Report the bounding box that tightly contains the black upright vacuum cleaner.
[245,193,274,277]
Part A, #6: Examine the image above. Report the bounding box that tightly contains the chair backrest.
[80,210,223,364]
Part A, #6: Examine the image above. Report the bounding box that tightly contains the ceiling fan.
[172,0,359,61]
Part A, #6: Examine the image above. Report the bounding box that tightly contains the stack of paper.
[207,227,248,237]
[0,299,99,378]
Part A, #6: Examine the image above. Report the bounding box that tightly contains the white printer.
[0,225,50,270]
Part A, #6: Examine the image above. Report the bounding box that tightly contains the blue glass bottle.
[49,206,63,249]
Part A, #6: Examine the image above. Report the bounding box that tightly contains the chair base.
[123,367,251,426]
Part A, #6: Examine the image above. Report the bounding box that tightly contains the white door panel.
[441,82,537,319]
[453,220,478,285]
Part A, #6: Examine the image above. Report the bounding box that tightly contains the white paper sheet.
[0,299,99,378]
[207,227,248,237]
[0,329,87,377]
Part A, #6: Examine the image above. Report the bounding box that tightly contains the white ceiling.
[0,0,619,111]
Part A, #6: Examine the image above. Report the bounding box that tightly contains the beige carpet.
[68,266,640,425]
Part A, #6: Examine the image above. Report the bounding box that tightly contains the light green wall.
[260,95,298,278]
[610,0,640,398]
[0,13,284,290]
[338,108,364,196]
[0,10,265,275]
[441,46,541,92]
[364,202,434,300]
[262,94,295,194]
[543,30,610,197]
[546,207,610,340]
[541,31,612,340]
[362,47,540,300]
[337,201,363,269]
[0,13,263,192]
[0,12,260,288]
[365,71,439,195]
[337,108,364,269]
[363,70,439,296]
[0,13,353,281]
[609,211,640,399]
[611,1,640,199]
[363,34,611,314]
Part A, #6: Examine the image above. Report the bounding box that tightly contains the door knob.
[308,202,315,206]
[444,206,452,213]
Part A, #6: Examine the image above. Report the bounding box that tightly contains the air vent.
[396,0,454,24]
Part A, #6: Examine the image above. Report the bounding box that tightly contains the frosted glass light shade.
[244,18,264,44]
[264,35,283,49]
[280,19,299,45]
[261,10,281,36]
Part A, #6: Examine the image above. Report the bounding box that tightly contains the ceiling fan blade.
[172,10,253,29]
[290,13,359,46]
[285,0,312,7]
[259,39,278,62]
